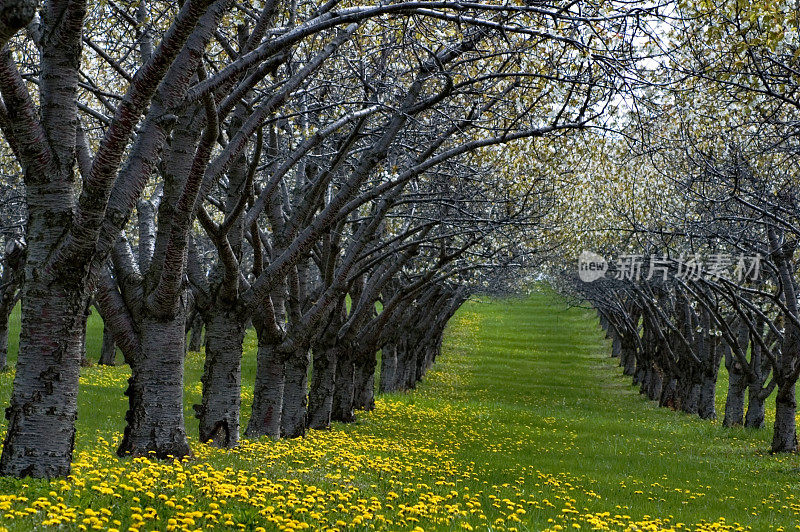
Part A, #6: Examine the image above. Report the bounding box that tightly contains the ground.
[0,292,798,530]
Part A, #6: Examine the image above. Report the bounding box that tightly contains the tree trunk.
[771,382,798,453]
[680,382,700,415]
[379,343,398,393]
[722,367,747,427]
[611,331,621,358]
[744,343,767,429]
[420,341,436,377]
[353,350,376,412]
[307,345,338,430]
[0,282,86,478]
[117,313,191,459]
[659,377,677,409]
[245,340,284,439]
[414,345,427,383]
[0,243,22,372]
[647,366,663,401]
[394,341,409,391]
[621,344,636,376]
[331,352,355,423]
[281,346,310,438]
[744,385,766,429]
[187,312,204,352]
[639,366,652,395]
[698,321,722,421]
[98,323,117,366]
[79,299,92,367]
[407,346,422,389]
[196,307,246,448]
[0,316,9,371]
[632,359,645,386]
[698,373,717,420]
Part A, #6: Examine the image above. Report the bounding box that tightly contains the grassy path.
[427,293,800,531]
[0,293,798,530]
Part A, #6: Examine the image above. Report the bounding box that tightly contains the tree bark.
[407,344,423,389]
[420,340,436,378]
[632,358,645,387]
[0,281,86,477]
[117,313,191,459]
[683,383,700,415]
[771,382,798,453]
[98,323,117,366]
[0,239,23,372]
[697,319,721,420]
[379,343,398,393]
[281,346,310,438]
[647,365,663,402]
[79,298,92,367]
[187,311,204,352]
[744,385,766,429]
[331,351,355,423]
[196,307,246,447]
[353,350,376,411]
[698,373,717,420]
[639,365,652,396]
[307,345,338,430]
[723,365,747,427]
[744,339,768,429]
[245,339,284,439]
[0,316,8,372]
[611,330,621,358]
[621,343,637,376]
[394,340,410,391]
[659,377,677,409]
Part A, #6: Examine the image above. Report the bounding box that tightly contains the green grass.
[0,293,798,530]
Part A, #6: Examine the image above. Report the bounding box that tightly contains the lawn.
[0,292,797,530]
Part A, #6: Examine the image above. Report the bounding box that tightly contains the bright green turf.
[0,292,797,530]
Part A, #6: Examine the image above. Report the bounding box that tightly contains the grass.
[0,292,797,530]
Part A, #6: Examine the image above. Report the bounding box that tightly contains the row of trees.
[556,0,800,453]
[0,0,645,477]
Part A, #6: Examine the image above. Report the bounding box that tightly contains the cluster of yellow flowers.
[0,305,792,531]
[0,396,761,531]
[0,402,521,531]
